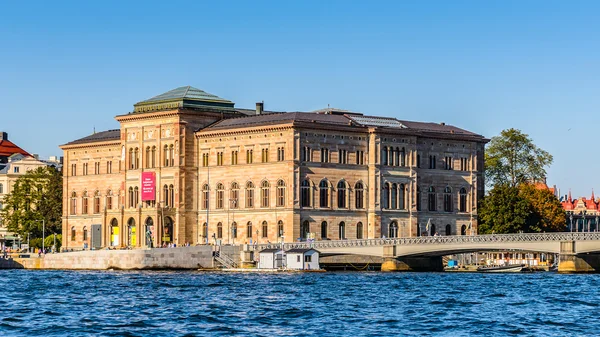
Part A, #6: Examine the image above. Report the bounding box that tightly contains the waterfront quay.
[3,232,600,273]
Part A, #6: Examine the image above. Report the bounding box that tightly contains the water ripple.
[0,270,599,336]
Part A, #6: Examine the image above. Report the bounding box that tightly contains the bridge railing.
[249,232,600,251]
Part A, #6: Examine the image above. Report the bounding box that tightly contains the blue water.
[0,270,598,336]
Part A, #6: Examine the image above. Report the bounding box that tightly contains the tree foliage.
[485,128,553,188]
[0,166,62,239]
[478,184,566,234]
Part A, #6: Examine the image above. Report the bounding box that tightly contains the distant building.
[561,191,599,232]
[0,132,30,164]
[60,86,488,250]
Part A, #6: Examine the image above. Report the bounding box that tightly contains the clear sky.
[1,1,598,197]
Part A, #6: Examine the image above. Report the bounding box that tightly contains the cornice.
[60,140,121,150]
[196,124,294,138]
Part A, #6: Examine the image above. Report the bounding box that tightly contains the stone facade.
[61,86,487,250]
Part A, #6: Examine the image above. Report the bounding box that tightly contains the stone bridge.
[252,232,600,272]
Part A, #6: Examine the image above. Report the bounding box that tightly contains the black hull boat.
[476,264,524,273]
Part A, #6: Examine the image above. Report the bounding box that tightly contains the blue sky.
[1,1,598,197]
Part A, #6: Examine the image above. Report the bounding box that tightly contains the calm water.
[0,270,598,337]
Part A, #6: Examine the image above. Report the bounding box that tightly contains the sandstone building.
[60,86,487,250]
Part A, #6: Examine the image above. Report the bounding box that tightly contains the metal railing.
[214,251,238,268]
[248,232,600,251]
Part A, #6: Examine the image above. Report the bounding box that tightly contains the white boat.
[476,264,524,273]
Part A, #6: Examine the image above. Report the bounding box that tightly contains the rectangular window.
[277,147,285,161]
[338,149,347,164]
[14,166,19,173]
[355,151,364,165]
[304,255,312,262]
[261,148,269,163]
[71,164,77,176]
[297,255,300,262]
[107,161,112,174]
[429,155,436,169]
[217,152,223,166]
[321,148,329,163]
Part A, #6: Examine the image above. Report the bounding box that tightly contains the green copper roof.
[133,86,235,113]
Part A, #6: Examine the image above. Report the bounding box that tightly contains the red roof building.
[561,190,599,232]
[0,132,30,164]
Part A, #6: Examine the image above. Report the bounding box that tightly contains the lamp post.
[212,233,216,246]
[228,198,237,245]
[256,229,259,245]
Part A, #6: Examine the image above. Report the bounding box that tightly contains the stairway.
[214,251,238,269]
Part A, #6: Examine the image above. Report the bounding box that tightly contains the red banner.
[141,172,156,201]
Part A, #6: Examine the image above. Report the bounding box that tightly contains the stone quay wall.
[6,246,241,270]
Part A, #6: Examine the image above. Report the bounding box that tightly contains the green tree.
[478,184,532,234]
[0,166,62,239]
[519,184,567,232]
[478,184,567,234]
[485,128,553,188]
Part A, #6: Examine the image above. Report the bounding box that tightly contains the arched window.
[399,184,406,210]
[106,190,113,210]
[260,180,270,208]
[83,226,88,241]
[82,190,89,214]
[202,184,209,210]
[168,185,174,207]
[134,186,139,208]
[217,222,223,239]
[339,222,346,240]
[151,146,156,168]
[163,145,169,166]
[203,222,208,239]
[146,146,151,168]
[391,183,398,209]
[355,182,364,209]
[110,218,119,247]
[356,222,364,239]
[276,180,285,207]
[129,148,134,169]
[389,221,398,238]
[247,221,253,239]
[301,220,310,239]
[381,146,388,165]
[230,182,239,209]
[163,185,169,207]
[169,144,175,166]
[128,186,134,208]
[461,225,467,235]
[246,182,255,208]
[321,221,328,239]
[459,188,467,212]
[417,186,422,211]
[301,180,311,207]
[70,191,77,215]
[216,183,224,209]
[127,218,136,247]
[382,183,390,209]
[445,224,452,236]
[94,190,101,213]
[400,147,406,167]
[278,221,284,238]
[444,187,453,212]
[71,226,76,241]
[144,217,153,248]
[337,180,347,208]
[319,180,330,208]
[262,221,268,238]
[428,186,436,211]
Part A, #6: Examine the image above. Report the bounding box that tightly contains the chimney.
[256,102,264,115]
[0,132,7,140]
